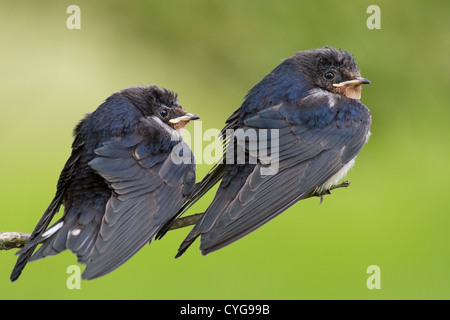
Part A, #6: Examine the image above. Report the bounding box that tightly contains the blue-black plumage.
[172,46,372,257]
[10,85,199,281]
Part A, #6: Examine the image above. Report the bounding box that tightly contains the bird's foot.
[319,190,331,205]
[314,180,351,205]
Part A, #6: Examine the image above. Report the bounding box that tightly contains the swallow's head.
[120,85,199,129]
[295,46,370,100]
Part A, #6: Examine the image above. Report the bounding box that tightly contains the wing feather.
[83,117,195,279]
[178,96,371,256]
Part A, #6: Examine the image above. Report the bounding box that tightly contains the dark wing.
[82,117,195,279]
[10,138,85,282]
[156,110,240,240]
[177,96,371,256]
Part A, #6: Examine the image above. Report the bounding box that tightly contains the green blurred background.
[1,0,449,299]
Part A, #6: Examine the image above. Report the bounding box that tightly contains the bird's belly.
[317,158,356,192]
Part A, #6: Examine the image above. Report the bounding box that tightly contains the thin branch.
[168,212,205,231]
[0,181,350,251]
[0,232,29,250]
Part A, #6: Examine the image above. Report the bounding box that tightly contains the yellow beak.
[169,113,200,124]
[333,77,371,88]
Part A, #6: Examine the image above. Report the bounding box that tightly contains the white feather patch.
[70,229,81,236]
[307,88,338,108]
[42,221,64,238]
[317,158,356,193]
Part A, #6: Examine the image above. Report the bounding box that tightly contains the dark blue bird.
[10,85,199,281]
[172,47,372,257]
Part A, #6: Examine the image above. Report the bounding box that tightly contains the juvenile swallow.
[11,85,199,281]
[172,47,371,257]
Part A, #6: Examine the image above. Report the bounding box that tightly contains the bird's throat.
[335,85,362,100]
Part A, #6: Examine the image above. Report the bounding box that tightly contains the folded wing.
[84,117,195,279]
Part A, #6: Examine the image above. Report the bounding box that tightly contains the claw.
[319,195,325,205]
[319,190,331,204]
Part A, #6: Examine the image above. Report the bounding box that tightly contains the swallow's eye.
[324,72,335,80]
[160,109,168,117]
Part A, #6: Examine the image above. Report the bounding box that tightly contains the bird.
[171,46,372,257]
[10,85,199,281]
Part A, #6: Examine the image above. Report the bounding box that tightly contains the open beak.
[333,77,371,88]
[169,113,200,124]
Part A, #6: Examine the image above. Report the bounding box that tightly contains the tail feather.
[11,199,104,281]
[29,202,104,264]
[10,195,63,282]
[175,229,201,258]
[11,142,84,282]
